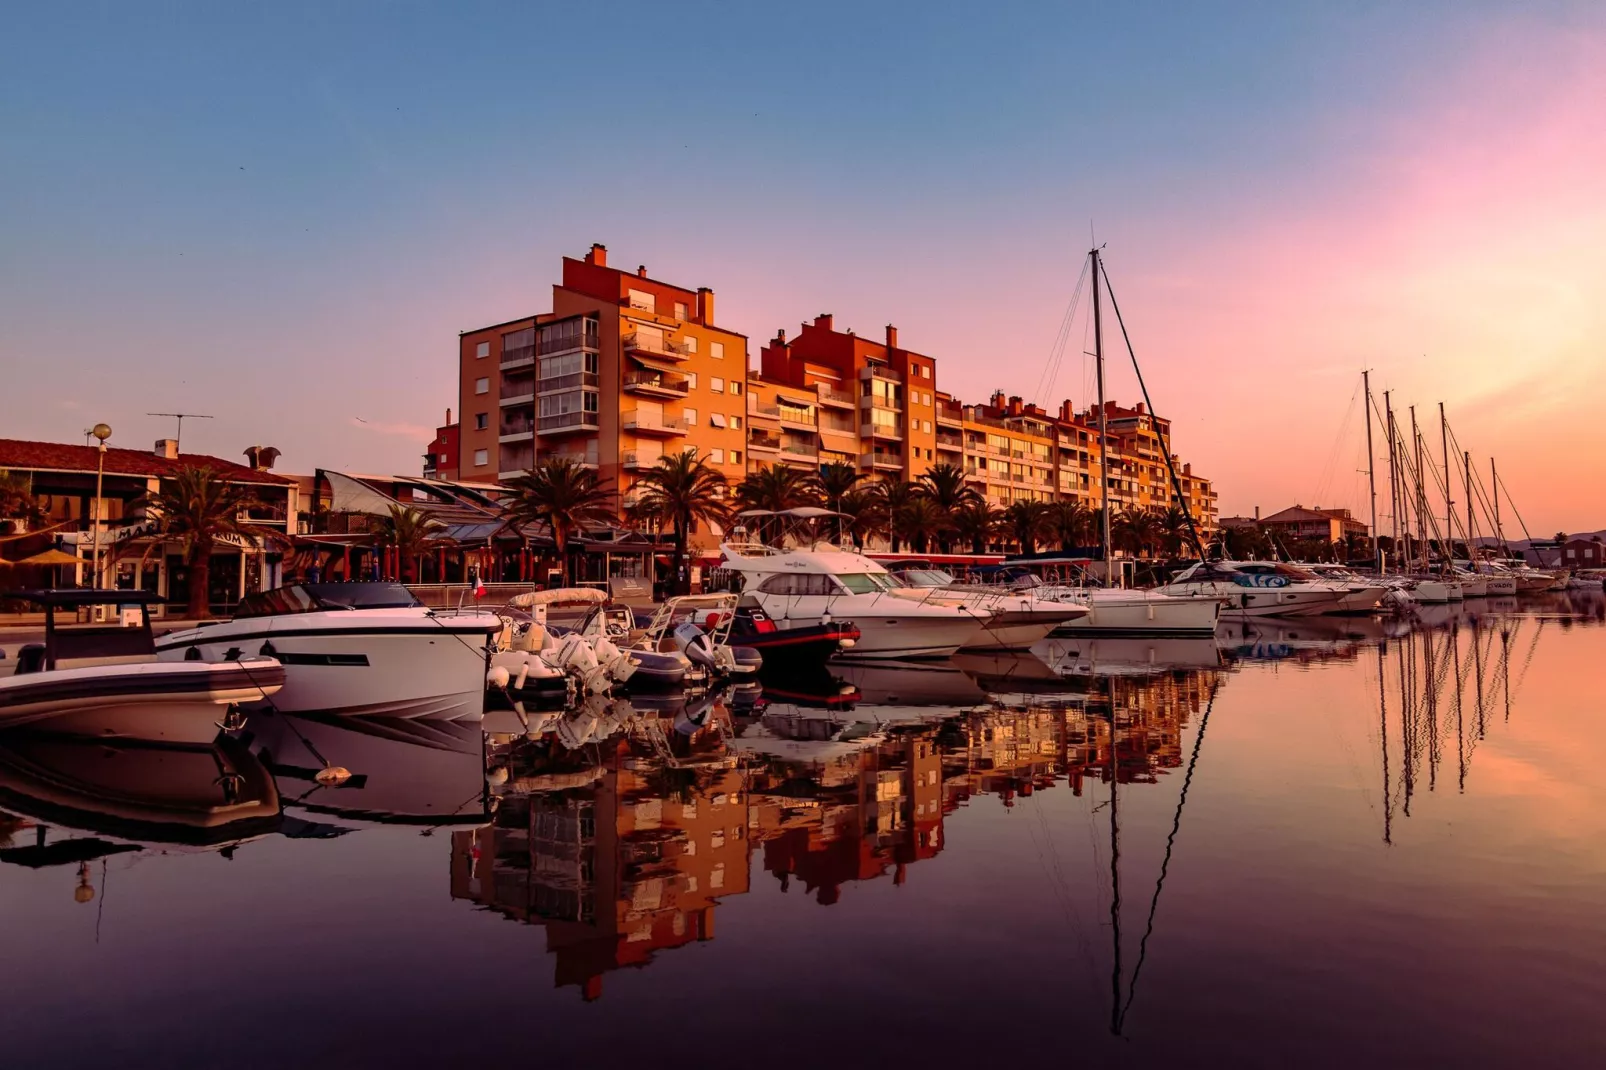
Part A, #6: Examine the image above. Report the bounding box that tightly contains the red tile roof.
[0,438,294,485]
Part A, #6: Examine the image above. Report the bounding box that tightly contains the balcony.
[499,426,534,444]
[861,421,903,440]
[500,376,536,405]
[539,371,600,395]
[860,451,903,471]
[546,450,598,469]
[500,345,535,370]
[622,331,689,361]
[861,392,904,412]
[862,365,903,384]
[536,412,599,436]
[780,444,819,469]
[623,369,690,398]
[747,398,781,423]
[621,450,661,471]
[935,431,964,450]
[778,406,817,431]
[622,411,688,436]
[936,404,963,427]
[816,385,855,408]
[536,330,599,357]
[748,431,782,454]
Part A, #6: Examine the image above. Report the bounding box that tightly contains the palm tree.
[1002,500,1051,554]
[875,480,920,553]
[815,462,863,546]
[1113,508,1161,559]
[139,466,285,618]
[950,501,998,556]
[1046,500,1094,553]
[1155,506,1195,558]
[507,458,617,584]
[0,469,43,528]
[918,464,980,551]
[632,449,729,595]
[835,489,886,550]
[893,497,946,554]
[735,464,820,545]
[377,504,445,582]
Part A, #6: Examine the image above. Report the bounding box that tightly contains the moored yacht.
[1155,561,1348,617]
[887,568,1090,649]
[156,582,500,721]
[720,543,992,659]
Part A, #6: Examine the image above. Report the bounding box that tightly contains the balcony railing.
[861,421,903,440]
[622,369,690,397]
[621,450,661,470]
[546,450,599,468]
[936,405,963,425]
[500,345,536,367]
[862,365,903,383]
[539,371,600,394]
[747,399,781,419]
[536,411,600,435]
[816,385,855,407]
[781,443,818,457]
[622,412,688,435]
[500,377,536,401]
[860,451,903,469]
[622,332,689,359]
[748,433,782,452]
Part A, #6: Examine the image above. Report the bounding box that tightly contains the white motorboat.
[1,589,283,745]
[156,582,499,722]
[1032,584,1222,635]
[887,568,1089,649]
[1155,561,1349,617]
[720,543,992,659]
[1299,565,1390,612]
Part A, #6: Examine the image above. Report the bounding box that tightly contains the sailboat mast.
[1091,246,1114,583]
[1411,407,1425,569]
[1491,458,1505,554]
[1439,402,1454,558]
[1464,449,1476,558]
[1384,391,1399,574]
[1364,371,1380,571]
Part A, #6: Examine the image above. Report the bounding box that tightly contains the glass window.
[684,335,698,354]
[627,288,655,312]
[710,447,725,464]
[474,413,488,430]
[475,341,489,359]
[835,572,897,594]
[683,407,697,426]
[710,377,725,393]
[474,377,489,395]
[731,450,742,465]
[711,341,725,360]
[731,415,742,429]
[474,449,488,467]
[710,413,727,428]
[687,372,698,389]
[674,302,688,320]
[729,381,742,396]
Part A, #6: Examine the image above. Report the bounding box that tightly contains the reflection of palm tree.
[0,810,25,848]
[139,466,286,617]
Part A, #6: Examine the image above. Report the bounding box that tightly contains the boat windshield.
[834,572,902,594]
[234,582,421,618]
[895,569,956,588]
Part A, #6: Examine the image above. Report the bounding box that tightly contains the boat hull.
[0,659,284,745]
[1052,591,1221,636]
[158,616,497,721]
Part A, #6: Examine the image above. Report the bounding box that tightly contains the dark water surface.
[3,593,1604,1069]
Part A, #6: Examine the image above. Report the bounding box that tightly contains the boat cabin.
[233,582,422,618]
[6,589,164,674]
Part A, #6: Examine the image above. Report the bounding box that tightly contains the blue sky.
[4,2,1603,529]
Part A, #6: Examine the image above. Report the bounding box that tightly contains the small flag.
[473,571,486,599]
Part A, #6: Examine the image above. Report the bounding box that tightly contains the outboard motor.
[673,620,735,674]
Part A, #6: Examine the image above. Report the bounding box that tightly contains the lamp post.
[89,423,111,589]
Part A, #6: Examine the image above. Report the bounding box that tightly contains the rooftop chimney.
[696,287,715,325]
[637,265,648,277]
[155,439,178,460]
[445,407,452,425]
[243,445,281,471]
[885,324,898,350]
[1059,400,1075,422]
[813,313,834,332]
[775,328,787,344]
[586,243,607,267]
[1135,402,1146,414]
[1008,395,1024,416]
[990,390,1007,409]
[1255,505,1261,521]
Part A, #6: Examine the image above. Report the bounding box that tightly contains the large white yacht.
[1155,561,1349,617]
[156,582,501,721]
[886,568,1090,649]
[719,543,992,659]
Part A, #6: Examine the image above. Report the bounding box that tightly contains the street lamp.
[89,423,111,589]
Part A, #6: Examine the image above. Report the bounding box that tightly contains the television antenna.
[147,412,214,453]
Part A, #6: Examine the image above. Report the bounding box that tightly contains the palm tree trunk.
[555,527,568,586]
[187,540,211,619]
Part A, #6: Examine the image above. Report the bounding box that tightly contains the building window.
[474,449,488,467]
[710,341,725,360]
[687,372,698,389]
[731,415,742,429]
[684,335,698,354]
[710,413,727,428]
[922,420,932,433]
[475,413,489,430]
[710,448,725,464]
[710,377,725,393]
[731,450,742,465]
[674,302,688,320]
[474,377,489,395]
[683,407,697,426]
[501,327,535,363]
[439,452,449,464]
[729,381,742,396]
[922,365,931,379]
[475,341,489,359]
[627,288,655,312]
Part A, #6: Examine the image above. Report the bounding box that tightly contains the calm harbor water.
[2,591,1604,1068]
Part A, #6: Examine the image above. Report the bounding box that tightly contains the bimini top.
[3,588,166,608]
[720,543,895,578]
[508,587,609,608]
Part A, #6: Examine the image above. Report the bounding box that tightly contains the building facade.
[1258,505,1368,545]
[448,244,1220,555]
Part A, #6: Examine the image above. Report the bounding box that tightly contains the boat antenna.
[1095,256,1207,561]
[147,412,214,454]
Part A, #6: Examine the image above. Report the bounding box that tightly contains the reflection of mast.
[1452,624,1466,792]
[1106,676,1122,1036]
[1378,641,1392,845]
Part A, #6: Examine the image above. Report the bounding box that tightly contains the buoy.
[315,766,353,786]
[487,665,510,688]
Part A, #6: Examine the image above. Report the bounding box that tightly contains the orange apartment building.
[456,244,750,527]
[449,244,1218,550]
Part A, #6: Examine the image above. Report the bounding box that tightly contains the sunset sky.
[3,2,1602,533]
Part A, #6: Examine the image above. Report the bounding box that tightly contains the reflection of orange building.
[451,733,749,1001]
[749,728,945,905]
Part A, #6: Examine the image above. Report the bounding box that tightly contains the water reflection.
[1,592,1604,1062]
